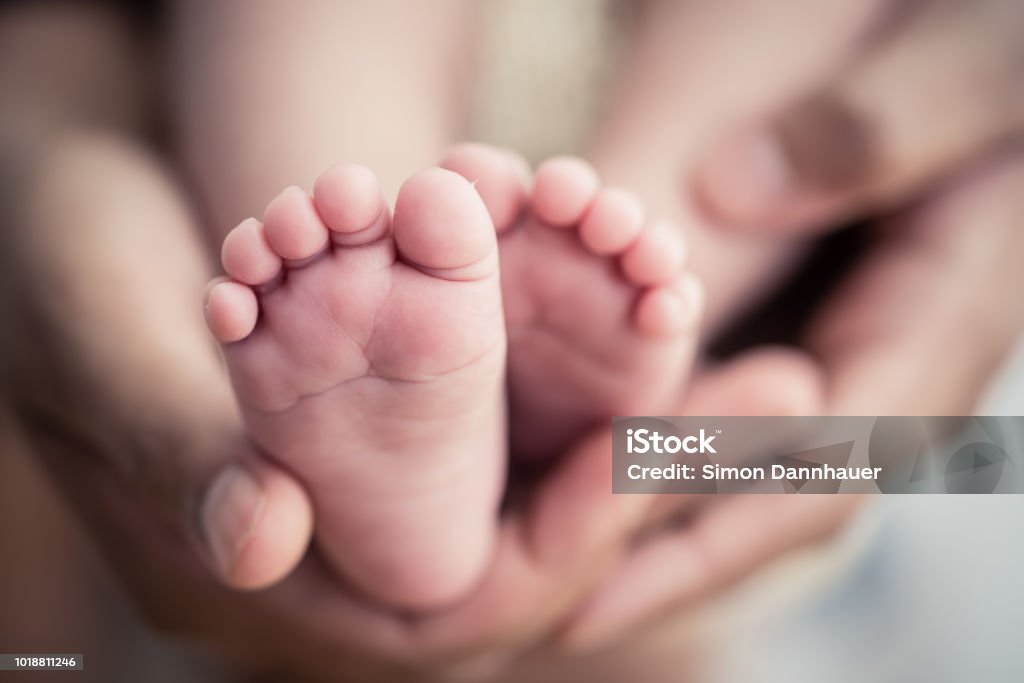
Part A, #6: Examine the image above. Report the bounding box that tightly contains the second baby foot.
[205,164,506,610]
[443,146,702,461]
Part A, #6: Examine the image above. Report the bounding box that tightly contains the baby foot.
[443,145,702,461]
[204,164,506,609]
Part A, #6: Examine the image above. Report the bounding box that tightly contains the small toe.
[634,274,703,338]
[531,156,600,227]
[579,188,645,255]
[221,218,282,285]
[621,220,687,286]
[262,186,330,262]
[440,143,530,232]
[313,164,391,246]
[392,168,497,280]
[205,280,259,343]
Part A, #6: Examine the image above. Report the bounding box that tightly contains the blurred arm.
[0,2,311,591]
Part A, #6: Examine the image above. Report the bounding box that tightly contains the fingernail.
[694,126,794,224]
[201,465,266,580]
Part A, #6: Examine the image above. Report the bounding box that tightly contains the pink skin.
[441,145,702,462]
[205,165,506,611]
[205,145,698,609]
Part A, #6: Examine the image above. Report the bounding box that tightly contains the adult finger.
[695,0,1024,235]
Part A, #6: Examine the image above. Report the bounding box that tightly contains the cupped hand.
[689,0,1024,413]
[557,152,1024,646]
[560,0,1024,648]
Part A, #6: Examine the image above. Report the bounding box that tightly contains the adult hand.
[560,0,1024,649]
[688,0,1024,412]
[570,151,1024,654]
[558,350,865,649]
[695,0,1024,236]
[671,0,1024,417]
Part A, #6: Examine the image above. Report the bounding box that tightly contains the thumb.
[0,132,314,591]
[692,0,1024,235]
[193,447,313,590]
[10,371,313,590]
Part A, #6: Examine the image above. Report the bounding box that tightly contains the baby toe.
[263,186,330,262]
[221,218,282,286]
[634,274,703,338]
[205,279,259,343]
[579,187,645,255]
[531,156,600,227]
[313,164,391,246]
[621,220,687,286]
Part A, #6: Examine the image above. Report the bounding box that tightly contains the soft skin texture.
[208,165,506,610]
[5,1,1024,681]
[208,146,699,605]
[442,146,703,462]
[0,92,840,680]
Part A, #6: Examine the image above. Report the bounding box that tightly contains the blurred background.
[2,0,1022,681]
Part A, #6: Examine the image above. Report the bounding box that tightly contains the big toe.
[392,168,497,280]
